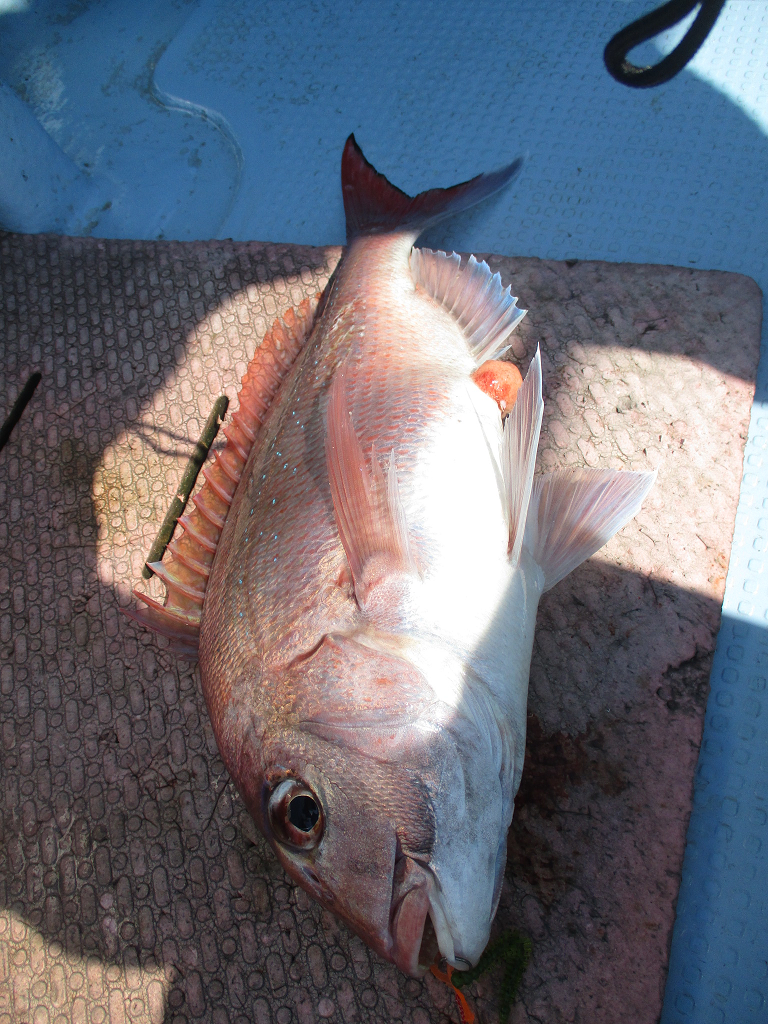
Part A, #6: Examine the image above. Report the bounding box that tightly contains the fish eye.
[268,778,324,850]
[289,794,320,832]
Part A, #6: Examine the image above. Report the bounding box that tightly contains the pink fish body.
[129,137,654,977]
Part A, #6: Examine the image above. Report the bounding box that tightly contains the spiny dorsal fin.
[501,348,543,567]
[524,467,656,592]
[124,293,321,658]
[410,248,527,364]
[325,367,414,604]
[342,134,523,242]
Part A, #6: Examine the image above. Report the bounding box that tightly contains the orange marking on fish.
[472,359,523,416]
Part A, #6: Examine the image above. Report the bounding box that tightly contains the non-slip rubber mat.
[0,231,760,1023]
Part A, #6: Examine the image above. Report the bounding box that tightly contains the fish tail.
[342,134,523,242]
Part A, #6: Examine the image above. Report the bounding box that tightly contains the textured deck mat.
[0,232,761,1024]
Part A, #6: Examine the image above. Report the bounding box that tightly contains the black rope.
[604,0,726,88]
[0,372,42,454]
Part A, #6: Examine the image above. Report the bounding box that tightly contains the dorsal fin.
[524,467,656,592]
[325,366,414,604]
[410,248,527,364]
[501,349,543,567]
[342,134,523,242]
[123,294,321,658]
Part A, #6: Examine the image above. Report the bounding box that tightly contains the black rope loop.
[604,0,726,88]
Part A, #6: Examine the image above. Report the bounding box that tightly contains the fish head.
[226,633,510,977]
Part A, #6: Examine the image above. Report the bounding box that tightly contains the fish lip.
[390,877,430,976]
[390,860,459,977]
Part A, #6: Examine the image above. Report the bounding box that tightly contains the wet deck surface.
[0,233,761,1023]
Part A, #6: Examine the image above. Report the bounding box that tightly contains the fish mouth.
[390,861,469,977]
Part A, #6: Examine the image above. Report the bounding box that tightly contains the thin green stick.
[142,395,229,579]
[0,372,42,453]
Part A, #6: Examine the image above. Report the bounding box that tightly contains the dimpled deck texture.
[0,232,762,1024]
[0,1,767,1022]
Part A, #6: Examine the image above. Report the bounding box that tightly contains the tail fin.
[341,134,523,242]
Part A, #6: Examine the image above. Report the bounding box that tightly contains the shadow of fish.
[125,135,654,977]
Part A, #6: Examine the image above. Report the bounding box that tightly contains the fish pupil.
[289,795,319,832]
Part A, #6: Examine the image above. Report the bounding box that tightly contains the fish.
[126,135,654,978]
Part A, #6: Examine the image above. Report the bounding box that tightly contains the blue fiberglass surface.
[0,1,766,1018]
[0,0,240,238]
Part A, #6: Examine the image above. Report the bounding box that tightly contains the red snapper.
[127,136,654,976]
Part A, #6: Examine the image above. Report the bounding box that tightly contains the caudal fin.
[342,134,523,242]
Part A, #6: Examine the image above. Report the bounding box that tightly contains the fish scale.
[127,134,654,979]
[124,292,321,657]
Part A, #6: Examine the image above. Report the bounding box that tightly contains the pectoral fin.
[524,467,656,592]
[325,368,414,603]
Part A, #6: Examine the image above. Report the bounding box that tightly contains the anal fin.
[125,293,321,657]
